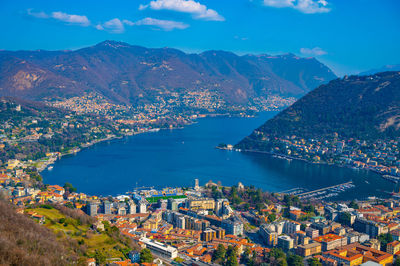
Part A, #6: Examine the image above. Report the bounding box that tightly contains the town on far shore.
[3,167,400,266]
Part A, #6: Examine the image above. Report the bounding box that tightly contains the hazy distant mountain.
[359,64,400,76]
[0,40,336,105]
[237,71,400,150]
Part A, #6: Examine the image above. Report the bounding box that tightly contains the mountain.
[237,71,400,150]
[0,40,336,106]
[359,64,400,76]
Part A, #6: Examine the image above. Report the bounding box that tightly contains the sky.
[1,0,399,76]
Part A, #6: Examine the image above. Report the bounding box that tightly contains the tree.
[277,258,288,266]
[269,248,286,260]
[349,200,359,209]
[212,244,226,263]
[268,213,277,222]
[94,250,106,265]
[226,253,239,266]
[63,182,77,193]
[287,254,304,266]
[308,257,322,266]
[140,248,153,263]
[339,212,352,226]
[378,233,394,252]
[394,258,400,266]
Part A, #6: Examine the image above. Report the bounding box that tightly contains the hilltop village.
[3,160,400,266]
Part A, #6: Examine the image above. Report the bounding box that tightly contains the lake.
[42,112,396,200]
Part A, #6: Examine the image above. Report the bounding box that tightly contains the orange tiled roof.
[314,234,343,243]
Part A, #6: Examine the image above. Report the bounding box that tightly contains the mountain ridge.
[0,40,336,107]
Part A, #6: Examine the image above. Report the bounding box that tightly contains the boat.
[48,166,53,171]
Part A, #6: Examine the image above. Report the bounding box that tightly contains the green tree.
[287,254,304,266]
[140,248,153,263]
[94,250,106,265]
[339,212,352,226]
[349,200,359,209]
[394,258,400,266]
[212,244,226,263]
[378,233,394,252]
[268,213,277,222]
[277,258,288,266]
[269,248,286,260]
[308,257,322,266]
[226,253,238,266]
[63,182,77,193]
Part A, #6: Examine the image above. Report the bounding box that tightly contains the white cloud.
[27,9,49,19]
[51,12,90,26]
[131,17,189,31]
[263,0,331,14]
[234,35,249,41]
[27,9,91,26]
[140,0,224,21]
[300,47,327,56]
[97,18,125,33]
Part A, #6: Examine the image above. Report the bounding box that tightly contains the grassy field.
[29,207,130,260]
[146,194,187,203]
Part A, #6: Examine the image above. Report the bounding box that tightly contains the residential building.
[296,242,322,257]
[278,235,294,251]
[314,234,346,251]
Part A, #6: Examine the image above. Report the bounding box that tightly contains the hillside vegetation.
[237,71,400,151]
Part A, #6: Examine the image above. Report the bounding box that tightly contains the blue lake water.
[42,112,396,200]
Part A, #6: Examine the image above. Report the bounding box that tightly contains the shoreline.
[229,148,393,185]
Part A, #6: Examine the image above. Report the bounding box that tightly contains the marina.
[282,181,355,200]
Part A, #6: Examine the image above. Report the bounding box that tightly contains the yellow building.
[296,242,322,257]
[188,198,215,210]
[387,241,400,255]
[323,243,393,266]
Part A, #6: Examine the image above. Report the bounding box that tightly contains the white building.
[140,237,178,259]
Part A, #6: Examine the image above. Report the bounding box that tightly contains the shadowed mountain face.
[238,71,400,149]
[0,40,336,105]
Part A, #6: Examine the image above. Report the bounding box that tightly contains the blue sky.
[1,0,399,76]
